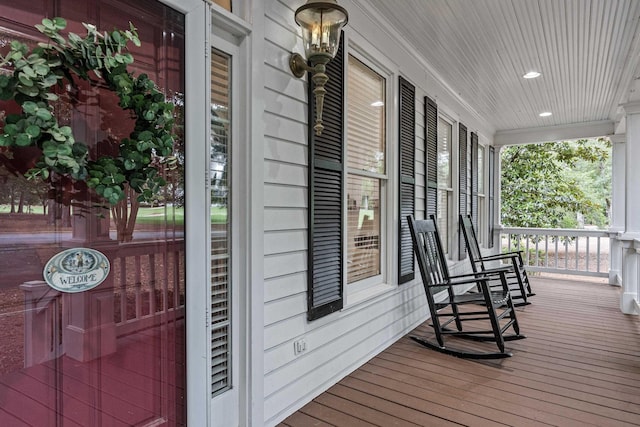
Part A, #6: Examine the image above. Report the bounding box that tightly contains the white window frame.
[343,34,397,305]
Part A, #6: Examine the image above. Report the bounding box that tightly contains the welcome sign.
[43,248,110,293]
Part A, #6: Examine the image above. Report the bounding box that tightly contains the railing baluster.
[575,236,579,271]
[585,237,590,272]
[597,237,601,273]
[163,251,169,311]
[173,249,180,308]
[554,237,558,268]
[564,237,569,270]
[545,235,549,268]
[149,253,156,314]
[135,255,142,319]
[120,257,127,322]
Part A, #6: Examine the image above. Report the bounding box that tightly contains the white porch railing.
[21,239,185,365]
[499,227,610,278]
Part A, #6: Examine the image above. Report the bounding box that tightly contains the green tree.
[501,139,610,229]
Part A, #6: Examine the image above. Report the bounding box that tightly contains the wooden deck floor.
[280,276,640,427]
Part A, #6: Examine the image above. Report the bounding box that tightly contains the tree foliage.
[500,138,610,229]
[0,17,176,205]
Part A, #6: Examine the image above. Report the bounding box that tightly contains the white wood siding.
[261,1,493,425]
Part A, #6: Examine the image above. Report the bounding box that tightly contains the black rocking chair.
[408,215,525,359]
[460,214,535,306]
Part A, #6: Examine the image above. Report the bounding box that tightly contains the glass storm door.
[0,0,187,425]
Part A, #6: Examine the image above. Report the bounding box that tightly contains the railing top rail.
[499,226,610,238]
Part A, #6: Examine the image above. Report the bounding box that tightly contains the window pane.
[347,175,381,283]
[437,189,450,253]
[347,56,386,174]
[210,49,231,397]
[478,145,485,194]
[437,118,452,187]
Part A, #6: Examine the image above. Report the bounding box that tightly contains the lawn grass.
[0,205,228,224]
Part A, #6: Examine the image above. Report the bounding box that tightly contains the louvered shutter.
[488,145,496,248]
[425,97,438,218]
[471,132,479,230]
[308,35,344,321]
[458,123,468,260]
[398,77,415,284]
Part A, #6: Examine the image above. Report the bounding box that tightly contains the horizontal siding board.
[265,230,307,255]
[264,272,307,303]
[264,208,307,232]
[264,160,308,186]
[264,60,307,103]
[264,87,307,123]
[265,293,307,326]
[264,111,308,144]
[264,184,307,208]
[264,252,307,280]
[265,137,308,166]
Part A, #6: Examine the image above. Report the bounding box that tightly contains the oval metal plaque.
[43,247,110,293]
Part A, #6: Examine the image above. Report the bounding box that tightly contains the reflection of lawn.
[135,206,227,225]
[0,205,45,214]
[0,205,227,225]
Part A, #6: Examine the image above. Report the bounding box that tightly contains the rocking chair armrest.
[441,270,507,288]
[448,268,510,281]
[480,252,524,264]
[476,265,514,275]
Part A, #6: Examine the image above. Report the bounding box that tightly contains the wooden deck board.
[282,276,640,426]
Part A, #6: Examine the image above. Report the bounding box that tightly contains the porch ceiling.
[361,0,640,140]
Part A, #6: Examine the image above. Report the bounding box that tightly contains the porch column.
[619,103,640,314]
[608,134,625,285]
[62,203,117,360]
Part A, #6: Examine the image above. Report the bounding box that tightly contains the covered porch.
[280,276,640,426]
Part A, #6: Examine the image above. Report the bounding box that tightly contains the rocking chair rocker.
[408,215,526,359]
[460,214,535,306]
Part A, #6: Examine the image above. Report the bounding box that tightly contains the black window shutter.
[307,35,344,320]
[488,145,496,248]
[458,123,468,260]
[425,96,438,219]
[471,132,479,231]
[398,77,415,284]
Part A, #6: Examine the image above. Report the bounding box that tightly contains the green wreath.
[0,17,176,205]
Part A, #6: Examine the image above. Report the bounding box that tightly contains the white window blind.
[210,49,231,397]
[346,56,385,285]
[437,117,452,254]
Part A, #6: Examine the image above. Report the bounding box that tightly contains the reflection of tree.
[211,107,228,207]
[110,91,184,242]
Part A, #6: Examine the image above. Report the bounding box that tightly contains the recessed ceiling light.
[539,111,552,117]
[370,100,384,107]
[523,71,541,79]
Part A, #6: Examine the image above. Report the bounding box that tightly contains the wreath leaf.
[0,17,176,205]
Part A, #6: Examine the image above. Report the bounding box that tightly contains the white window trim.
[343,31,398,306]
[209,9,255,427]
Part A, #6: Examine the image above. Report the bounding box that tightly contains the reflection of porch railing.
[112,240,185,336]
[499,227,609,278]
[21,239,185,366]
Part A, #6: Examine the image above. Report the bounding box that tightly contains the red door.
[0,1,187,425]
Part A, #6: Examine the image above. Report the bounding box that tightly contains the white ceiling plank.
[361,0,640,137]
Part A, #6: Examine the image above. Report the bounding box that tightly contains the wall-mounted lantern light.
[289,0,348,136]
